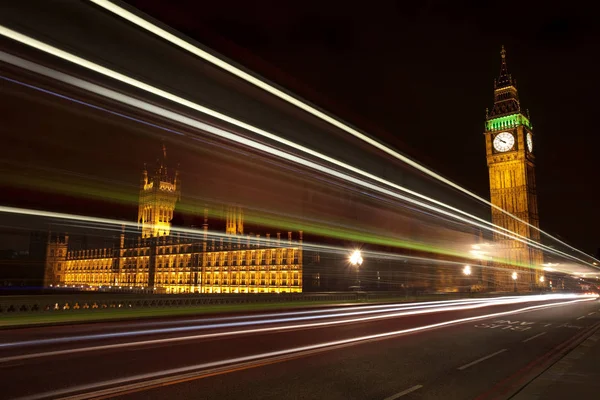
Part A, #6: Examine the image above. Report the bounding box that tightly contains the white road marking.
[522,332,546,343]
[383,385,423,400]
[588,312,596,315]
[577,316,585,320]
[458,349,508,370]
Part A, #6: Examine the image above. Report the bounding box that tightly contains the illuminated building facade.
[44,148,303,294]
[484,46,543,290]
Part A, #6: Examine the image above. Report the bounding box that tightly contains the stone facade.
[484,47,544,290]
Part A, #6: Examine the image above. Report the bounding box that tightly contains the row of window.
[63,276,301,286]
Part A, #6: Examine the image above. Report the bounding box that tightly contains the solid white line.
[577,316,585,320]
[457,349,507,370]
[522,332,546,343]
[383,384,423,400]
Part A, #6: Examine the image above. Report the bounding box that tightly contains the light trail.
[10,297,595,400]
[0,295,592,364]
[0,297,543,350]
[89,0,599,265]
[0,48,593,269]
[0,27,593,268]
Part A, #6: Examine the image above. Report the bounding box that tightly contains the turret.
[225,205,244,235]
[44,231,69,287]
[138,143,181,238]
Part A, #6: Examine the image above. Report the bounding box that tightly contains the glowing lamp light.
[512,272,518,280]
[463,265,472,276]
[349,250,363,266]
[539,276,545,283]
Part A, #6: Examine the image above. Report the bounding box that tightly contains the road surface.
[1,294,599,399]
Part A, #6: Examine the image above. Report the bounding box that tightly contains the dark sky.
[122,0,600,256]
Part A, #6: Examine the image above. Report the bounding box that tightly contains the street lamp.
[539,275,545,283]
[462,265,473,295]
[512,271,518,293]
[349,250,363,287]
[350,250,363,266]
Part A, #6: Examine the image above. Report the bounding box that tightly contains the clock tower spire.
[484,46,543,291]
[490,45,520,117]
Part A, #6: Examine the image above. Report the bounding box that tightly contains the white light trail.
[0,45,592,268]
[0,295,590,364]
[88,0,599,265]
[0,25,529,248]
[0,297,543,350]
[9,297,595,400]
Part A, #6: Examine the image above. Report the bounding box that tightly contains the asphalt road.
[1,294,599,400]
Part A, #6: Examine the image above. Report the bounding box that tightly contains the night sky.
[122,0,600,256]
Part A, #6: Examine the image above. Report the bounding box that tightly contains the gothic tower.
[138,144,181,238]
[44,231,68,286]
[484,46,543,291]
[225,205,244,235]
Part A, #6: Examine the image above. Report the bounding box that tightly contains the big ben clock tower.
[485,46,543,291]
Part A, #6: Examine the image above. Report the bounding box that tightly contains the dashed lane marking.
[522,332,547,343]
[458,349,508,370]
[383,385,423,400]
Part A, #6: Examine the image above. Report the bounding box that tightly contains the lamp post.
[512,271,518,293]
[463,265,472,296]
[350,250,363,288]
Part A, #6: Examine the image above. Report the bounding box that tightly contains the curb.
[478,320,600,399]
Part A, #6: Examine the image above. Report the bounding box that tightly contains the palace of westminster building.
[44,147,304,294]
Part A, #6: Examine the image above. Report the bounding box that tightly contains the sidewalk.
[512,328,600,399]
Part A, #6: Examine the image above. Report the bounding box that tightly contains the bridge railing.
[0,291,447,314]
[0,290,539,314]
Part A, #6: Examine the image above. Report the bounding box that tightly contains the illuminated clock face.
[526,132,533,152]
[493,132,515,152]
